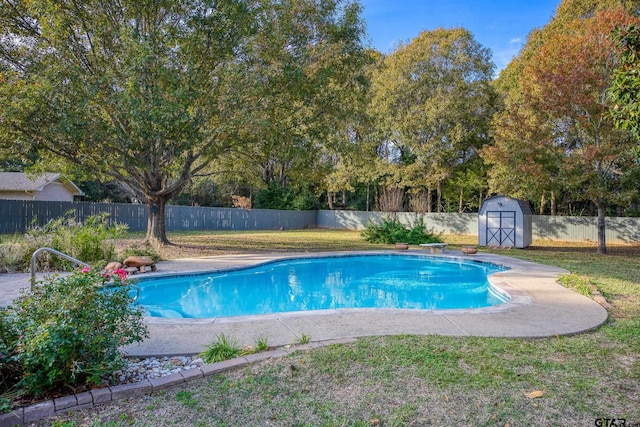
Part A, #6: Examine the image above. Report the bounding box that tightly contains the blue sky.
[359,0,561,73]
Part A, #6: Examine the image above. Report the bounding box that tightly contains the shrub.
[0,236,28,273]
[24,212,128,270]
[0,269,147,397]
[361,217,443,245]
[0,306,22,404]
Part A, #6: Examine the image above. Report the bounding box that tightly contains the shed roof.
[479,195,533,215]
[0,172,84,195]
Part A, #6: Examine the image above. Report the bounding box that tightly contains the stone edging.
[0,338,358,427]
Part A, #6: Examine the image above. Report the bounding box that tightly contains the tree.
[491,6,640,254]
[0,0,252,247]
[482,48,567,214]
[210,0,370,204]
[608,24,640,146]
[369,28,496,213]
[485,0,640,218]
[321,49,381,211]
[0,0,367,246]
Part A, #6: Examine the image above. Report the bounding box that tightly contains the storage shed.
[478,196,532,248]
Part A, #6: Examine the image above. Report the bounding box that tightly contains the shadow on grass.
[526,245,640,256]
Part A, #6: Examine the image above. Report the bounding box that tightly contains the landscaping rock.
[103,261,124,273]
[123,256,157,273]
[124,266,139,275]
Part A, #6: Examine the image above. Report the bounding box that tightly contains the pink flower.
[82,267,91,273]
[112,269,128,280]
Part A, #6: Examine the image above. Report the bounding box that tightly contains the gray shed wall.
[478,196,533,248]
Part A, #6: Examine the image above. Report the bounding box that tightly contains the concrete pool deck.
[0,250,608,357]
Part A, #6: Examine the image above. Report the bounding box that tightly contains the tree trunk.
[458,188,464,213]
[595,199,607,255]
[145,197,171,248]
[540,192,546,215]
[327,190,334,210]
[436,181,442,213]
[263,162,274,185]
[366,182,370,212]
[279,163,287,187]
[427,188,433,213]
[550,191,557,216]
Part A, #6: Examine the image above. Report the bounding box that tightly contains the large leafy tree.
[609,24,640,146]
[211,0,370,203]
[485,0,640,216]
[0,0,367,246]
[0,0,251,247]
[486,3,639,254]
[321,49,380,211]
[369,28,496,213]
[525,7,639,254]
[482,42,566,214]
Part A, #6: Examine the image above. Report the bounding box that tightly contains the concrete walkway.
[0,250,609,357]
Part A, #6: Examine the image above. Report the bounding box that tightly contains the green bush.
[0,306,22,405]
[0,269,147,397]
[24,212,128,270]
[361,217,443,245]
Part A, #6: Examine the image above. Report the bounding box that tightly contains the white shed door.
[486,211,516,247]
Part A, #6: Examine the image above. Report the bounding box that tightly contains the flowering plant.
[112,268,128,281]
[1,268,147,396]
[86,266,129,285]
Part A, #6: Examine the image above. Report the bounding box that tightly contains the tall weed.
[200,334,242,363]
[0,235,27,272]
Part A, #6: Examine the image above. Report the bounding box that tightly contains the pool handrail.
[30,247,90,290]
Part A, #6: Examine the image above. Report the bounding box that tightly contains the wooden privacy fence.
[1,200,639,243]
[0,200,316,234]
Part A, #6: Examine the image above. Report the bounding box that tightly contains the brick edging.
[0,338,357,427]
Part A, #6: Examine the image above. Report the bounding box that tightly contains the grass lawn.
[48,230,640,426]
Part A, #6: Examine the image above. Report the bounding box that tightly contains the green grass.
[174,391,198,408]
[42,231,640,426]
[199,334,242,364]
[296,333,312,345]
[167,229,386,252]
[557,273,592,296]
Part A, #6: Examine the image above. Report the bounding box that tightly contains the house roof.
[0,172,84,195]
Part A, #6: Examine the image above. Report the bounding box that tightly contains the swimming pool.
[132,254,509,319]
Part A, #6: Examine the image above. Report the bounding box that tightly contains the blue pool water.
[132,255,509,318]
